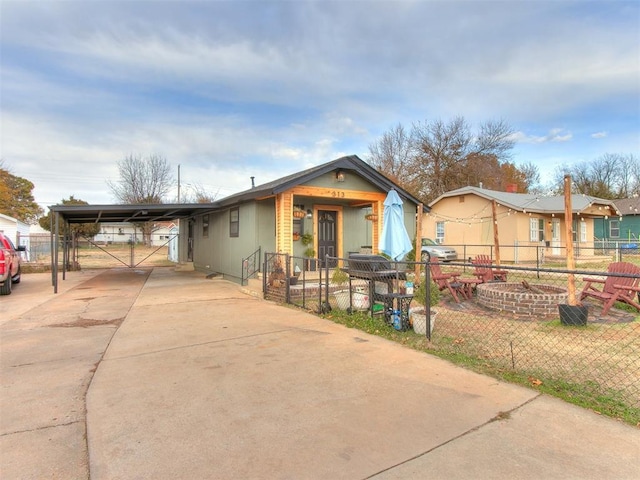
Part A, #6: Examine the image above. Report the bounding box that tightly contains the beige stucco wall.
[422,193,602,263]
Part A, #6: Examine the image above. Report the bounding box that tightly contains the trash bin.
[621,243,638,253]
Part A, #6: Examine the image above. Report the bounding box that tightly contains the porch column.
[275,192,294,255]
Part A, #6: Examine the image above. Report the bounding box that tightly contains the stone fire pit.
[476,282,568,318]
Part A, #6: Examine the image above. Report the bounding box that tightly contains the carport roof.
[49,203,218,224]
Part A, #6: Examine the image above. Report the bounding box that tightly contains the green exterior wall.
[181,169,420,281]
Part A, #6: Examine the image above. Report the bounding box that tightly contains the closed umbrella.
[379,189,413,261]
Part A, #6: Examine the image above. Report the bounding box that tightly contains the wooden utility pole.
[564,174,577,305]
[415,203,423,281]
[492,200,501,265]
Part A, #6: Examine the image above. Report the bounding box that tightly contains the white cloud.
[1,0,638,210]
[510,129,573,145]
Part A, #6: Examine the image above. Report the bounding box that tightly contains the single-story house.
[0,213,30,257]
[178,155,426,281]
[47,155,425,287]
[423,186,619,263]
[595,197,640,245]
[94,221,177,246]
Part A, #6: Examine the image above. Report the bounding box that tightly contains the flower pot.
[558,304,588,326]
[410,307,437,336]
[334,289,369,311]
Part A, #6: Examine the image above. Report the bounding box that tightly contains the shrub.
[414,280,440,307]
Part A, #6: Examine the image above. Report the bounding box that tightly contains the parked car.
[0,232,25,295]
[420,238,458,262]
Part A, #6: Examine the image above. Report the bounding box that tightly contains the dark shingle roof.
[613,197,640,216]
[216,154,425,208]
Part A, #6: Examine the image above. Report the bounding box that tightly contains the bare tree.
[107,154,173,245]
[411,117,517,201]
[368,123,416,187]
[108,154,173,204]
[178,183,220,204]
[552,153,639,199]
[367,117,525,202]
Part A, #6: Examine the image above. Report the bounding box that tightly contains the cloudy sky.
[1,0,638,210]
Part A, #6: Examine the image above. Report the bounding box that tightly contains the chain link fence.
[17,233,178,269]
[264,252,640,414]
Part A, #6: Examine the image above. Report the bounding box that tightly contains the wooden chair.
[579,262,640,315]
[429,257,468,302]
[472,254,508,282]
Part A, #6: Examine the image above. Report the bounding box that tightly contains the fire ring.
[476,282,568,318]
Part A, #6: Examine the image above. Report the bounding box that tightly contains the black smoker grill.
[343,254,411,328]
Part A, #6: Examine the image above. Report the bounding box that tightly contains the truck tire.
[12,266,21,284]
[0,278,11,295]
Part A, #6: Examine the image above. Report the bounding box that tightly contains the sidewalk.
[2,267,639,479]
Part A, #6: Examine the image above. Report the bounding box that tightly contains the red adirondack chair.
[472,254,508,282]
[579,262,640,315]
[429,258,480,302]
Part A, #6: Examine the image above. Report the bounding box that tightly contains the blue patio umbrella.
[379,189,413,261]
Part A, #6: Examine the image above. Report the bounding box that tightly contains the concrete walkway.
[1,268,638,479]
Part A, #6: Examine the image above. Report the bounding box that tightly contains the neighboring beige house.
[94,221,177,246]
[422,186,620,263]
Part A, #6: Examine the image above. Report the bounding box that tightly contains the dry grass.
[75,244,174,269]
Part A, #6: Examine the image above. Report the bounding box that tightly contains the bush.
[414,280,440,307]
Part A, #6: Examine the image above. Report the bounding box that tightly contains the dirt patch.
[49,317,126,328]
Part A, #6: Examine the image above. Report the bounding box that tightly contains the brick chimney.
[506,183,518,193]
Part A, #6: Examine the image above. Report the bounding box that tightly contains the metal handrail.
[241,247,261,286]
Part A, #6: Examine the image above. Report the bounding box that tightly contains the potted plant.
[409,280,440,337]
[301,233,316,271]
[304,247,317,271]
[331,268,369,311]
[289,264,302,286]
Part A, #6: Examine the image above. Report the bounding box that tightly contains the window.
[229,208,239,237]
[203,214,209,238]
[530,218,544,242]
[435,222,445,243]
[609,219,620,238]
[293,218,303,237]
[580,221,587,243]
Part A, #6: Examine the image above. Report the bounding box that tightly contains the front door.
[317,210,337,267]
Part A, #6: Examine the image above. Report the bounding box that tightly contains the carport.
[48,203,218,293]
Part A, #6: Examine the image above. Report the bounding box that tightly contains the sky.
[1,0,639,211]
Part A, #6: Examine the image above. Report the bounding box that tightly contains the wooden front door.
[317,210,337,267]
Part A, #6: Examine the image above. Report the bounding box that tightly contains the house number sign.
[330,190,345,198]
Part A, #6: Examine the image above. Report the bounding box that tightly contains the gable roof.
[216,155,427,209]
[431,186,620,215]
[613,197,640,216]
[50,155,428,224]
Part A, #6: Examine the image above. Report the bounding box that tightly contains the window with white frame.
[610,219,620,238]
[530,218,544,242]
[435,222,445,243]
[580,221,587,242]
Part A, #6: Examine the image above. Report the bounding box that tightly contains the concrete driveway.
[1,267,638,479]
